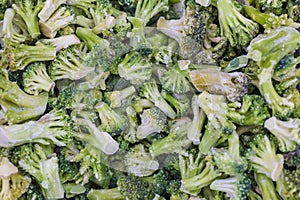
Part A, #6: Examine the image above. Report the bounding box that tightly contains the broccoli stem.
[255,173,280,200]
[76,27,108,50]
[87,188,123,200]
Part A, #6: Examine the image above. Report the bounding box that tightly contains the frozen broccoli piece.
[37,34,81,52]
[38,0,67,22]
[104,85,136,108]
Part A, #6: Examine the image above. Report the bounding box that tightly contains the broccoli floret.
[22,62,55,95]
[255,172,280,200]
[150,117,192,157]
[40,6,74,38]
[161,91,191,117]
[12,0,44,38]
[19,182,44,200]
[87,188,123,200]
[179,152,221,196]
[127,0,169,49]
[75,118,119,155]
[0,109,72,147]
[76,27,108,50]
[124,144,159,177]
[189,69,251,102]
[227,94,270,126]
[187,95,206,145]
[122,106,139,143]
[49,44,94,81]
[136,106,167,140]
[247,26,300,118]
[0,69,48,124]
[66,0,96,17]
[38,0,67,22]
[72,144,111,186]
[37,34,81,52]
[104,85,136,108]
[0,157,31,200]
[245,134,283,181]
[217,0,259,48]
[210,132,248,176]
[276,168,300,200]
[273,54,300,81]
[157,3,212,63]
[244,5,300,31]
[264,116,300,152]
[210,173,251,200]
[95,102,128,133]
[3,43,56,71]
[118,51,152,85]
[2,8,26,45]
[118,175,155,200]
[254,0,287,14]
[16,144,64,199]
[140,81,176,119]
[158,63,191,94]
[197,91,236,154]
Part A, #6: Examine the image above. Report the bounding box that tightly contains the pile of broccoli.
[0,0,299,199]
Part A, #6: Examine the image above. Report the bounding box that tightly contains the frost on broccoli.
[0,69,48,124]
[0,108,72,147]
[0,157,31,200]
[39,6,74,38]
[139,80,176,119]
[136,106,167,140]
[22,62,55,95]
[264,116,300,152]
[124,144,159,177]
[197,91,236,154]
[245,134,284,181]
[49,44,94,81]
[217,0,259,48]
[179,152,221,196]
[247,26,300,118]
[189,69,251,102]
[16,144,65,199]
[118,51,152,85]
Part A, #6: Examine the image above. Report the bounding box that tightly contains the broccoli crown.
[210,173,251,200]
[276,168,300,199]
[245,134,284,181]
[136,106,168,139]
[227,95,270,126]
[118,175,155,200]
[22,62,55,95]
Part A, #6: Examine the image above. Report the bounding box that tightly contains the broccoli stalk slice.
[255,173,280,200]
[150,117,192,157]
[187,95,206,145]
[76,119,119,155]
[248,135,284,181]
[104,86,136,108]
[140,81,176,119]
[244,5,300,30]
[210,174,251,200]
[95,102,128,133]
[4,43,56,71]
[87,188,123,200]
[197,91,236,154]
[217,0,259,48]
[125,144,159,177]
[0,109,71,147]
[118,51,152,85]
[76,27,109,50]
[39,7,74,38]
[264,116,300,152]
[49,45,94,81]
[2,8,26,44]
[37,34,81,52]
[136,107,167,140]
[22,62,55,95]
[38,0,67,22]
[189,69,251,102]
[179,153,221,196]
[0,69,48,124]
[18,144,64,199]
[12,0,44,38]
